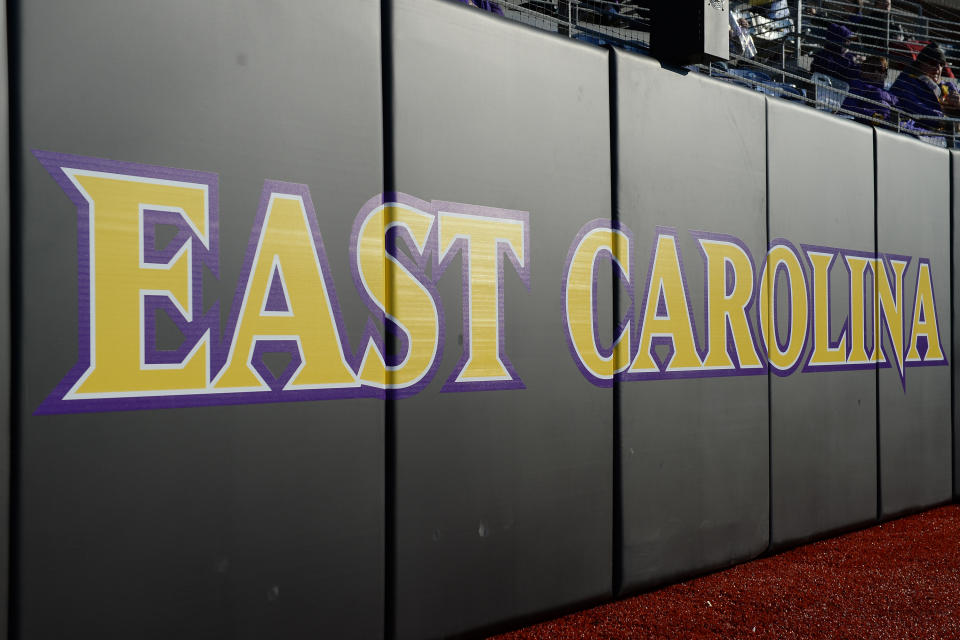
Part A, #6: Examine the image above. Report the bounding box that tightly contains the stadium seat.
[811,72,850,114]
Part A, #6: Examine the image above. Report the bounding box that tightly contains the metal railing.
[496,0,651,47]
[705,54,960,147]
[471,0,960,147]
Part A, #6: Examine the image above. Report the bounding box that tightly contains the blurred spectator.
[858,0,907,54]
[730,8,758,59]
[835,0,865,20]
[457,0,504,16]
[745,0,794,44]
[803,2,830,47]
[809,0,863,27]
[889,42,960,129]
[803,0,862,44]
[841,56,898,123]
[811,23,862,83]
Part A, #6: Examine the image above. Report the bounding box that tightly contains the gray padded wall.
[15,2,384,638]
[615,52,769,591]
[391,1,612,637]
[767,101,877,547]
[876,130,951,517]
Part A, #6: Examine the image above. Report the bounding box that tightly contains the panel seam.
[608,46,622,598]
[951,151,956,503]
[765,97,773,553]
[874,129,882,521]
[381,0,396,638]
[5,1,18,637]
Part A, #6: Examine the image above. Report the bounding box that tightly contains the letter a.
[214,182,357,392]
[906,259,945,363]
[629,230,702,374]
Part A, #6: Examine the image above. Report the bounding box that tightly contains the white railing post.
[796,0,803,67]
[885,10,890,54]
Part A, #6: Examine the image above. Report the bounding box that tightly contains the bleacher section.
[470,0,960,147]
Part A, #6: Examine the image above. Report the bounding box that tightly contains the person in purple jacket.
[456,0,504,16]
[810,22,861,84]
[841,56,898,125]
[889,42,960,131]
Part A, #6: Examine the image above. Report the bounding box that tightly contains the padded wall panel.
[391,1,612,637]
[15,2,384,638]
[615,52,769,591]
[767,101,877,548]
[876,130,951,517]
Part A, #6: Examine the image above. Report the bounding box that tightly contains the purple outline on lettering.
[757,239,809,378]
[905,257,949,369]
[433,200,530,392]
[876,252,912,387]
[837,248,881,372]
[621,226,705,381]
[348,192,445,399]
[33,150,221,415]
[250,339,303,391]
[800,244,852,373]
[560,219,634,388]
[690,230,765,376]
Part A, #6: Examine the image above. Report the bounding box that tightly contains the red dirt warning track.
[492,504,960,640]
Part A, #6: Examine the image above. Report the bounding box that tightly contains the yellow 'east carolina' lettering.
[906,261,944,363]
[564,225,631,380]
[66,170,210,397]
[807,251,848,367]
[698,238,762,370]
[629,233,702,373]
[354,203,440,388]
[759,243,808,372]
[214,191,357,391]
[41,148,957,414]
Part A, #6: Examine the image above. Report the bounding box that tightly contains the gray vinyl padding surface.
[767,101,878,548]
[876,130,952,518]
[615,50,769,592]
[390,1,613,637]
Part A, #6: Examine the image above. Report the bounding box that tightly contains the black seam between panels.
[950,152,956,504]
[381,0,396,638]
[6,1,19,638]
[608,45,623,598]
[765,98,773,553]
[874,130,882,520]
